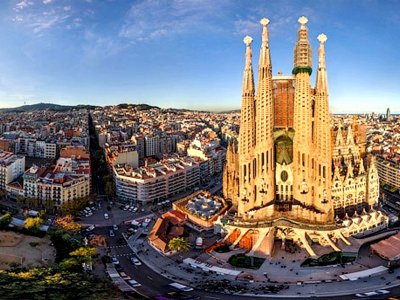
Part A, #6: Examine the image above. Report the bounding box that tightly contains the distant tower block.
[386,107,391,121]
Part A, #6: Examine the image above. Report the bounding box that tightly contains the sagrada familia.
[219,17,388,257]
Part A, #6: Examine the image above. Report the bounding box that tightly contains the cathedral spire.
[293,16,312,73]
[242,36,255,94]
[259,18,271,68]
[238,36,256,158]
[253,17,275,208]
[316,33,328,93]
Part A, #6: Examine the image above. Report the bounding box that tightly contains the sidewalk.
[126,234,400,298]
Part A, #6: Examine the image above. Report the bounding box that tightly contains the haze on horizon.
[0,0,399,114]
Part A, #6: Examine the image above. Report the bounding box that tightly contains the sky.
[0,0,399,113]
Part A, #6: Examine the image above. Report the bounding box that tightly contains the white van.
[168,282,194,292]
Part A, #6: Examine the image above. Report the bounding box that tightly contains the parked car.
[133,207,138,213]
[127,279,141,287]
[130,256,142,266]
[104,213,109,220]
[119,272,131,280]
[112,224,118,231]
[109,230,115,237]
[86,225,95,232]
[355,290,390,297]
[111,256,120,265]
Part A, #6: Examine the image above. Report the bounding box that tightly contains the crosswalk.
[114,253,133,257]
[108,245,128,249]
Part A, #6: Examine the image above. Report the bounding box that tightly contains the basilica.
[219,16,388,257]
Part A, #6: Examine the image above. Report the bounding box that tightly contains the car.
[133,207,138,213]
[140,208,145,212]
[355,290,390,297]
[109,230,115,237]
[111,256,120,265]
[119,272,131,280]
[86,225,95,232]
[123,205,128,211]
[127,279,141,287]
[115,264,123,272]
[112,224,118,231]
[104,213,109,219]
[130,256,142,266]
[168,282,194,292]
[127,228,137,234]
[90,206,96,211]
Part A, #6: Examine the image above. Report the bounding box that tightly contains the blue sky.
[0,0,399,113]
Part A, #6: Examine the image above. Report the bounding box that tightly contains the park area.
[0,230,54,269]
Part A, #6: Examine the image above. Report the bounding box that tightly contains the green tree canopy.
[168,237,192,252]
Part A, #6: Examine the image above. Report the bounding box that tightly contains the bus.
[168,282,194,292]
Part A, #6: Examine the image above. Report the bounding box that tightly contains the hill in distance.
[0,102,161,113]
[0,103,99,113]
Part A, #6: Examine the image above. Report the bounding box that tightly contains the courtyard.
[0,231,54,269]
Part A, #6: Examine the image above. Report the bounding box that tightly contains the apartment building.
[114,156,201,204]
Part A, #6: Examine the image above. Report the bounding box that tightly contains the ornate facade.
[219,17,388,257]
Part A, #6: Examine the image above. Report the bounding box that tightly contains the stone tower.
[313,33,333,216]
[292,16,314,207]
[253,18,275,213]
[237,36,256,217]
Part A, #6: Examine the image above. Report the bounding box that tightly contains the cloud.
[82,29,131,59]
[12,1,75,34]
[15,0,34,11]
[234,18,259,36]
[119,0,229,42]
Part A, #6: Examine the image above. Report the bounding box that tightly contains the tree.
[70,247,96,258]
[49,229,83,262]
[25,197,39,208]
[104,181,115,197]
[0,266,117,299]
[59,257,81,271]
[70,247,97,264]
[61,197,90,216]
[0,189,7,198]
[54,215,82,232]
[168,237,192,252]
[16,195,26,206]
[23,217,43,230]
[0,213,11,229]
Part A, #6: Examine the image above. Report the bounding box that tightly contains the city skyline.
[0,0,399,112]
